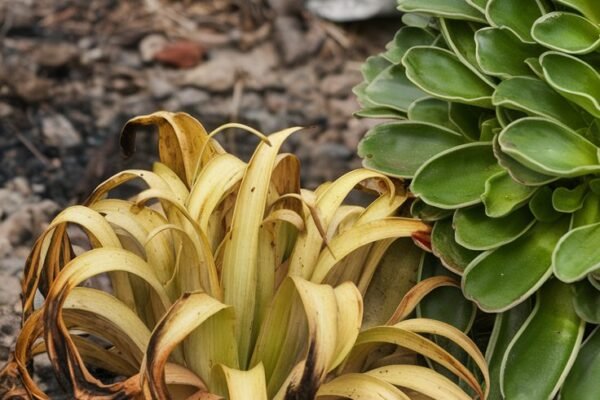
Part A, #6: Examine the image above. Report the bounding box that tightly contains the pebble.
[41,114,82,148]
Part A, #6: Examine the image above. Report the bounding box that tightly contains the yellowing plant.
[0,112,488,399]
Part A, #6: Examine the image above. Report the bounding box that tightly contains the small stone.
[41,114,81,148]
[149,77,176,100]
[31,42,78,68]
[0,274,20,306]
[153,40,205,69]
[139,34,168,62]
[176,87,210,107]
[321,72,362,97]
[0,102,13,118]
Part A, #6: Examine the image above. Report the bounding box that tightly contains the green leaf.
[403,46,495,108]
[440,18,494,85]
[571,280,600,324]
[432,218,480,275]
[358,122,465,178]
[462,216,570,311]
[572,192,600,228]
[475,27,543,78]
[529,186,562,222]
[485,0,544,42]
[354,107,406,120]
[485,301,532,400]
[408,98,458,132]
[555,0,600,24]
[551,184,587,213]
[410,198,454,222]
[492,135,556,186]
[553,222,600,282]
[561,326,600,400]
[532,12,600,54]
[361,55,392,82]
[479,117,500,141]
[449,103,489,141]
[466,0,488,13]
[397,0,486,23]
[481,170,537,217]
[540,51,600,119]
[501,279,584,400]
[383,26,437,64]
[412,142,503,208]
[492,77,588,129]
[524,57,544,79]
[495,106,526,128]
[454,205,535,251]
[499,117,600,177]
[365,65,429,112]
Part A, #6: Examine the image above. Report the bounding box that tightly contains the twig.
[15,132,51,167]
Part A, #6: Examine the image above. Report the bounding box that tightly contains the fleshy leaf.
[358,122,465,178]
[485,0,543,43]
[492,136,556,186]
[481,170,537,217]
[498,117,600,177]
[553,222,600,282]
[540,52,600,119]
[432,218,480,275]
[529,186,562,222]
[361,55,392,83]
[561,327,600,400]
[383,26,437,64]
[365,65,429,112]
[410,198,454,222]
[532,12,600,54]
[475,27,543,78]
[571,280,600,324]
[397,0,486,23]
[501,279,584,400]
[412,142,503,208]
[454,205,535,251]
[408,97,458,132]
[551,184,587,213]
[403,46,495,108]
[449,103,489,141]
[572,191,600,228]
[492,77,587,129]
[462,216,570,311]
[555,0,600,24]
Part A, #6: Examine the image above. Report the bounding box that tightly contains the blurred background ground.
[0,0,397,395]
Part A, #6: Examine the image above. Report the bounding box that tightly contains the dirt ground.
[0,0,398,396]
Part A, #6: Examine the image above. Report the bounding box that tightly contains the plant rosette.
[355,0,600,398]
[0,112,489,400]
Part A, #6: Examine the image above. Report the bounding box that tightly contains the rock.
[0,274,20,306]
[153,40,205,69]
[0,102,13,118]
[139,34,168,62]
[14,75,53,103]
[0,257,25,276]
[149,77,176,100]
[175,87,210,107]
[41,114,82,148]
[273,16,324,65]
[31,42,78,68]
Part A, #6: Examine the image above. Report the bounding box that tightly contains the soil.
[0,0,398,396]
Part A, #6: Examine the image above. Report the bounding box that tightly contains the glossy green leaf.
[501,279,584,400]
[481,170,537,217]
[529,186,562,222]
[540,52,600,119]
[354,107,406,120]
[462,216,570,311]
[454,205,534,251]
[571,280,600,324]
[495,106,526,128]
[552,184,587,213]
[561,326,600,399]
[410,198,454,222]
[479,117,500,141]
[475,27,543,78]
[397,0,486,23]
[492,136,556,186]
[572,192,600,228]
[449,103,489,141]
[499,117,600,177]
[485,0,544,42]
[466,0,488,13]
[485,301,532,400]
[555,0,600,24]
[440,19,494,85]
[383,26,437,64]
[532,12,600,54]
[412,142,503,208]
[361,55,392,82]
[524,57,544,79]
[403,46,495,108]
[358,122,465,178]
[407,98,458,131]
[365,65,429,112]
[492,77,587,129]
[432,218,479,275]
[402,13,433,28]
[554,222,600,282]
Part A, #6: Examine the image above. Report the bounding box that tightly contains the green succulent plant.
[355,0,600,399]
